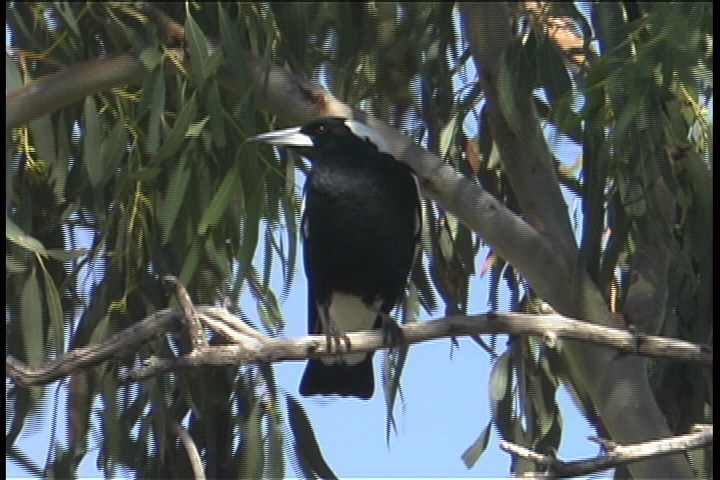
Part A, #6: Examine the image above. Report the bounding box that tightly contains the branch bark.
[6,307,711,388]
[500,424,713,479]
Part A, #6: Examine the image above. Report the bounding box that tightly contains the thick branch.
[6,309,712,387]
[6,54,146,129]
[458,3,578,259]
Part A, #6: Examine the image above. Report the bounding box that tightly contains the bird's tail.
[299,354,374,399]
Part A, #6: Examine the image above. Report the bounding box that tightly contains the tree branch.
[500,424,713,478]
[6,308,712,387]
[164,275,207,351]
[171,422,206,480]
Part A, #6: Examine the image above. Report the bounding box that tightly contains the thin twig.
[164,276,207,351]
[171,422,206,480]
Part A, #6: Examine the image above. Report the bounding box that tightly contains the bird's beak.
[247,126,314,147]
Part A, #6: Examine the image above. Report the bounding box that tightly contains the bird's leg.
[374,310,405,347]
[318,305,351,354]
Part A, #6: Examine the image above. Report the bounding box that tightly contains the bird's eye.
[315,124,327,135]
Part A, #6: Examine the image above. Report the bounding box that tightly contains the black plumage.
[250,117,420,399]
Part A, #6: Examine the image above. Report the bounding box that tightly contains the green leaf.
[219,4,247,72]
[96,121,129,187]
[83,96,103,186]
[266,414,285,480]
[201,43,226,80]
[6,217,48,256]
[461,422,492,468]
[248,268,284,333]
[186,116,209,138]
[152,93,198,165]
[537,36,572,105]
[139,46,162,71]
[146,69,166,154]
[238,401,264,479]
[489,351,514,440]
[20,269,44,366]
[439,115,457,160]
[88,315,111,345]
[184,9,210,85]
[159,156,191,244]
[55,2,80,36]
[7,255,27,274]
[207,82,226,148]
[497,38,536,138]
[45,249,89,262]
[6,53,22,93]
[383,344,409,445]
[29,114,57,167]
[39,259,65,356]
[179,240,202,287]
[198,165,240,235]
[51,113,70,202]
[286,396,337,480]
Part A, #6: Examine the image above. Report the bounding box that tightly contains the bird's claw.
[378,311,404,347]
[319,308,352,354]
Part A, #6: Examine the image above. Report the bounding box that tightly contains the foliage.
[6,2,712,478]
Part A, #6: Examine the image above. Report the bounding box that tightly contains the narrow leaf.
[96,121,128,186]
[21,270,44,366]
[184,9,209,84]
[39,258,65,356]
[238,402,264,479]
[537,36,572,105]
[7,217,48,256]
[152,94,197,165]
[286,396,337,480]
[146,69,166,154]
[83,96,103,186]
[198,165,240,235]
[6,53,22,95]
[461,422,492,468]
[489,351,514,440]
[159,156,191,244]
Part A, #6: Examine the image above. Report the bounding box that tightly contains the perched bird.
[249,117,420,399]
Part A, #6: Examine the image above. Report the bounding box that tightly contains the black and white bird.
[250,117,421,399]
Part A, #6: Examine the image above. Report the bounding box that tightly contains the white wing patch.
[345,120,392,155]
[320,293,382,366]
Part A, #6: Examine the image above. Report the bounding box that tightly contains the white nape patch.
[321,292,381,365]
[345,120,392,155]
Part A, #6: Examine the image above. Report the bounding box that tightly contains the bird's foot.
[318,309,351,354]
[377,311,405,347]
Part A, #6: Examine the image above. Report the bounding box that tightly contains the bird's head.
[248,117,391,159]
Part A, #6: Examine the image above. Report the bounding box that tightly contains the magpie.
[250,117,420,399]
